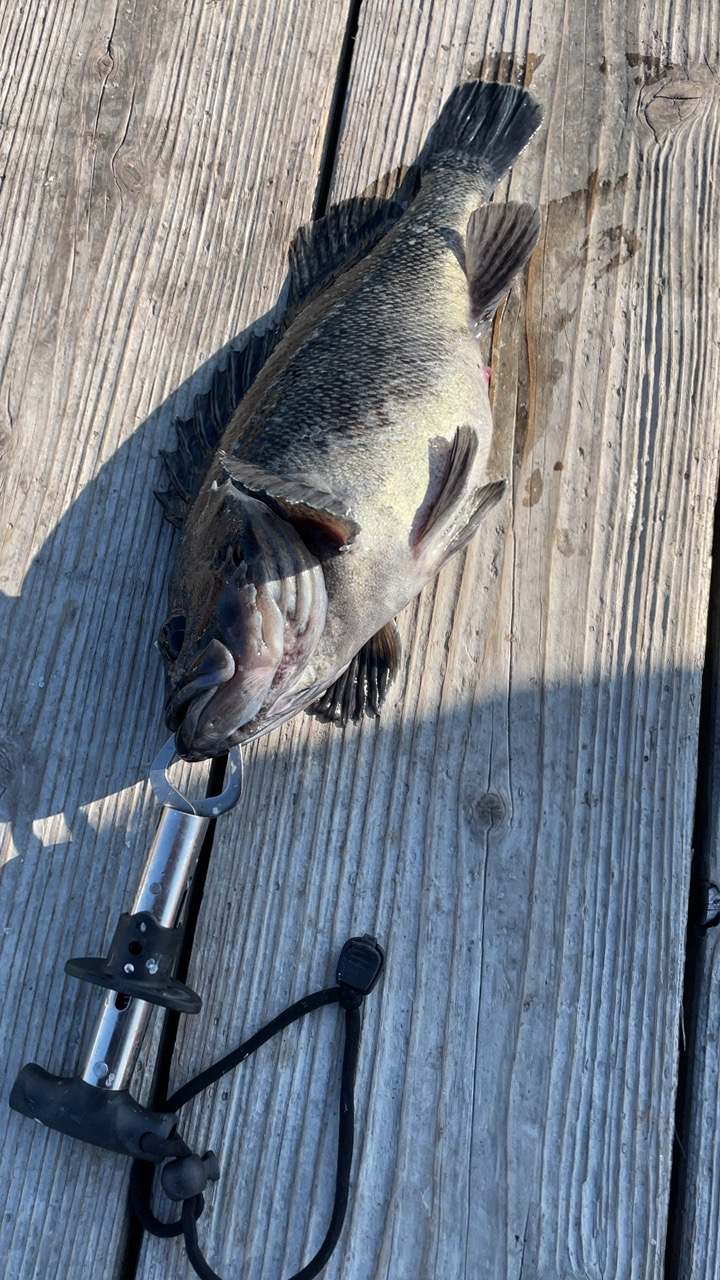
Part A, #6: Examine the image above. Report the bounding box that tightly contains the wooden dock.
[2,2,719,1277]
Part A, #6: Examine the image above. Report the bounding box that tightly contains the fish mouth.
[166,638,237,762]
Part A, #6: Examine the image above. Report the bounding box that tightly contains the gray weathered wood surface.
[0,1,351,1276]
[2,1,720,1278]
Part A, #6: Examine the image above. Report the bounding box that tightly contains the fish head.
[159,476,328,760]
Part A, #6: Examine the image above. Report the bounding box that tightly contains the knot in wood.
[638,73,706,143]
[471,790,506,832]
[112,151,147,197]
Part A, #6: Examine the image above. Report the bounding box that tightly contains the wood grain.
[0,2,350,1277]
[137,5,720,1280]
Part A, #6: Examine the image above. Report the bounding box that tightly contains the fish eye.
[158,613,186,662]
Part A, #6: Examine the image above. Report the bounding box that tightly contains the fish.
[157,79,543,761]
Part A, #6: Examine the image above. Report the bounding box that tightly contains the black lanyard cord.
[129,935,384,1280]
[167,987,341,1111]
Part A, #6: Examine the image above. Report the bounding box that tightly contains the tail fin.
[422,80,542,189]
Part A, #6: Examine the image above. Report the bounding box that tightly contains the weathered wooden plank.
[0,3,350,1277]
[135,4,720,1280]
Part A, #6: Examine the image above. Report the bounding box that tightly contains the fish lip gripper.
[9,735,244,1158]
[9,734,384,1280]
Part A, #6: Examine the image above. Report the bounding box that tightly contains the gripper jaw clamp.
[9,737,385,1280]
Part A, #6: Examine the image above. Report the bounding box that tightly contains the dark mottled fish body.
[160,81,543,759]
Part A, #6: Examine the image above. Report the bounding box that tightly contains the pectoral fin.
[444,478,506,558]
[466,202,541,334]
[411,425,478,550]
[220,453,361,551]
[309,621,402,724]
[411,426,506,567]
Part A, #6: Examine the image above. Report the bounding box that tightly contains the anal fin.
[309,621,401,725]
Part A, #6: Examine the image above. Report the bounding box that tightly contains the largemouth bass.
[158,80,543,761]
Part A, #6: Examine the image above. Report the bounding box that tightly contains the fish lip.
[172,686,236,760]
[166,677,222,731]
[172,668,271,760]
[165,637,236,740]
[173,687,220,758]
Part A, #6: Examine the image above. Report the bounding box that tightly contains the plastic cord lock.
[335,934,384,996]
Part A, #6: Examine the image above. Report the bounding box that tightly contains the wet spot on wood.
[513,388,530,469]
[594,224,641,277]
[553,173,640,282]
[543,171,627,229]
[471,50,545,89]
[523,52,545,87]
[542,171,632,296]
[523,467,543,507]
[556,528,574,556]
[555,308,577,334]
[626,51,672,80]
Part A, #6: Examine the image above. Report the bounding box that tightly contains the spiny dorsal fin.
[155,487,187,530]
[286,195,409,321]
[154,324,282,526]
[466,202,541,334]
[155,190,416,529]
[220,453,361,551]
[309,620,402,724]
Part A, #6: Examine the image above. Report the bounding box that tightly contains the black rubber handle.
[9,1064,178,1161]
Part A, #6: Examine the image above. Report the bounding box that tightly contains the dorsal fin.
[285,193,410,321]
[154,324,281,527]
[155,184,418,528]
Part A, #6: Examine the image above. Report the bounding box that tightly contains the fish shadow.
[0,170,422,862]
[0,311,278,860]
